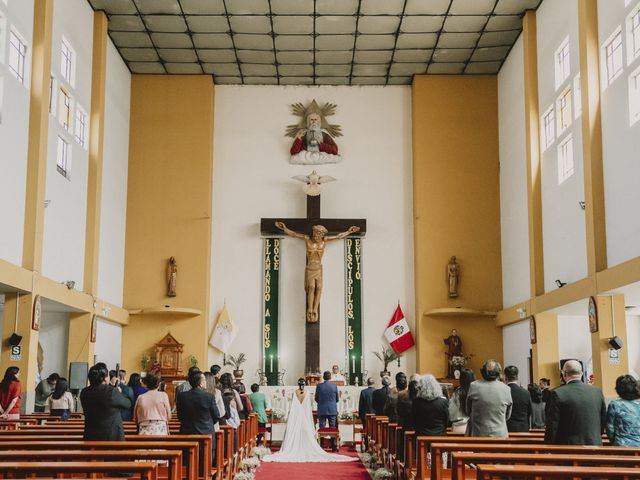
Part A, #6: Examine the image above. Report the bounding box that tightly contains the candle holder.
[256,369,267,386]
[277,368,286,386]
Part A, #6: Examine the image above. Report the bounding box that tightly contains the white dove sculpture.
[291,170,336,196]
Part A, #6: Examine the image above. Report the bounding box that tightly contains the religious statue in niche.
[167,257,177,297]
[444,328,463,378]
[274,222,360,322]
[447,256,460,298]
[286,100,343,165]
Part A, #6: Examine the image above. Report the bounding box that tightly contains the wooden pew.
[0,440,199,480]
[0,450,182,480]
[0,461,159,480]
[452,452,640,480]
[415,435,548,480]
[475,464,640,479]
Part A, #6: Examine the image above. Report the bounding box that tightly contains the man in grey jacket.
[466,359,513,437]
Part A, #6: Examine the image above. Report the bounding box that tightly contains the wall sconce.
[578,201,586,210]
[516,307,527,319]
[63,280,75,289]
[555,279,567,288]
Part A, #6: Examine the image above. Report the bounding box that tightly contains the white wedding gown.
[262,391,356,463]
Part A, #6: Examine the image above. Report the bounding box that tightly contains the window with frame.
[58,87,72,131]
[541,106,556,150]
[628,4,640,64]
[573,74,582,119]
[555,37,571,89]
[629,66,640,126]
[8,29,27,84]
[557,135,574,184]
[74,105,87,147]
[603,29,624,87]
[56,136,70,178]
[556,87,572,134]
[60,37,75,86]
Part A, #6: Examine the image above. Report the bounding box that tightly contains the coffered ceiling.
[87,0,542,85]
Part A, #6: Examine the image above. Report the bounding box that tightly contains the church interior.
[1,0,640,477]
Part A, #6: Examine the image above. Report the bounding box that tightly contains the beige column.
[0,294,41,412]
[579,0,607,275]
[523,10,545,297]
[531,313,560,387]
[590,295,628,397]
[83,11,108,294]
[67,313,96,367]
[21,0,54,271]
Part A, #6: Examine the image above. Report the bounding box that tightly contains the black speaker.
[69,362,89,390]
[8,333,22,347]
[609,336,624,350]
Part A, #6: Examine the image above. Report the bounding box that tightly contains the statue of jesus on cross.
[275,222,360,322]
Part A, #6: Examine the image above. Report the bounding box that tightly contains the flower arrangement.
[241,457,260,472]
[271,408,286,421]
[339,411,357,421]
[373,467,393,479]
[449,354,473,369]
[140,352,151,371]
[251,446,271,460]
[235,472,254,480]
[373,346,401,372]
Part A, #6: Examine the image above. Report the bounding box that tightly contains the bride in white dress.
[263,379,356,463]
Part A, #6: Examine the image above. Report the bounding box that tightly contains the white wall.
[0,0,34,266]
[598,0,640,267]
[41,0,93,290]
[502,319,532,386]
[537,0,588,292]
[211,85,415,384]
[94,318,122,370]
[498,36,531,308]
[557,315,592,373]
[627,315,640,377]
[97,40,130,307]
[39,311,69,379]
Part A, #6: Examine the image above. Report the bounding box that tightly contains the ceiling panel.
[89,0,541,85]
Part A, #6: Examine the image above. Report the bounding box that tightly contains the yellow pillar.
[590,295,628,396]
[522,11,545,297]
[21,0,53,272]
[531,313,560,387]
[83,11,109,294]
[0,294,40,413]
[67,313,96,367]
[579,0,607,275]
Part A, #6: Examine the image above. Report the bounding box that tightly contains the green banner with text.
[345,238,363,385]
[263,238,280,385]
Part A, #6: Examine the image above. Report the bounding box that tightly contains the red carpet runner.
[254,446,370,480]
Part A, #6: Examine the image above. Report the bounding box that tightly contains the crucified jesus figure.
[275,221,360,323]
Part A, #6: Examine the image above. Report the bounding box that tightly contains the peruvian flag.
[384,304,415,353]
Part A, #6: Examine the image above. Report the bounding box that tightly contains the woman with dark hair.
[398,379,418,431]
[448,368,474,433]
[134,373,171,435]
[219,372,244,419]
[528,383,546,428]
[48,377,73,419]
[128,373,147,403]
[606,374,640,446]
[80,364,131,440]
[0,366,21,420]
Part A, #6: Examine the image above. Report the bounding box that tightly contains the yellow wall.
[412,75,503,376]
[122,75,214,374]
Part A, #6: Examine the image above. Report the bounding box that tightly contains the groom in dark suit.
[315,370,340,451]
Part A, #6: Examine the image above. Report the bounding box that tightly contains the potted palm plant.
[224,353,247,381]
[373,346,400,378]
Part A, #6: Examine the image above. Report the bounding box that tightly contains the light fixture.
[63,280,75,289]
[516,307,527,319]
[555,279,567,288]
[578,201,586,210]
[44,200,51,208]
[609,336,623,350]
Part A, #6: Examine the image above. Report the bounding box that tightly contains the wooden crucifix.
[261,194,366,374]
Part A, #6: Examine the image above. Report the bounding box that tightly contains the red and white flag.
[384,304,414,353]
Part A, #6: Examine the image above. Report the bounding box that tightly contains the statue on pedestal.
[444,328,463,378]
[447,256,460,298]
[167,257,177,297]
